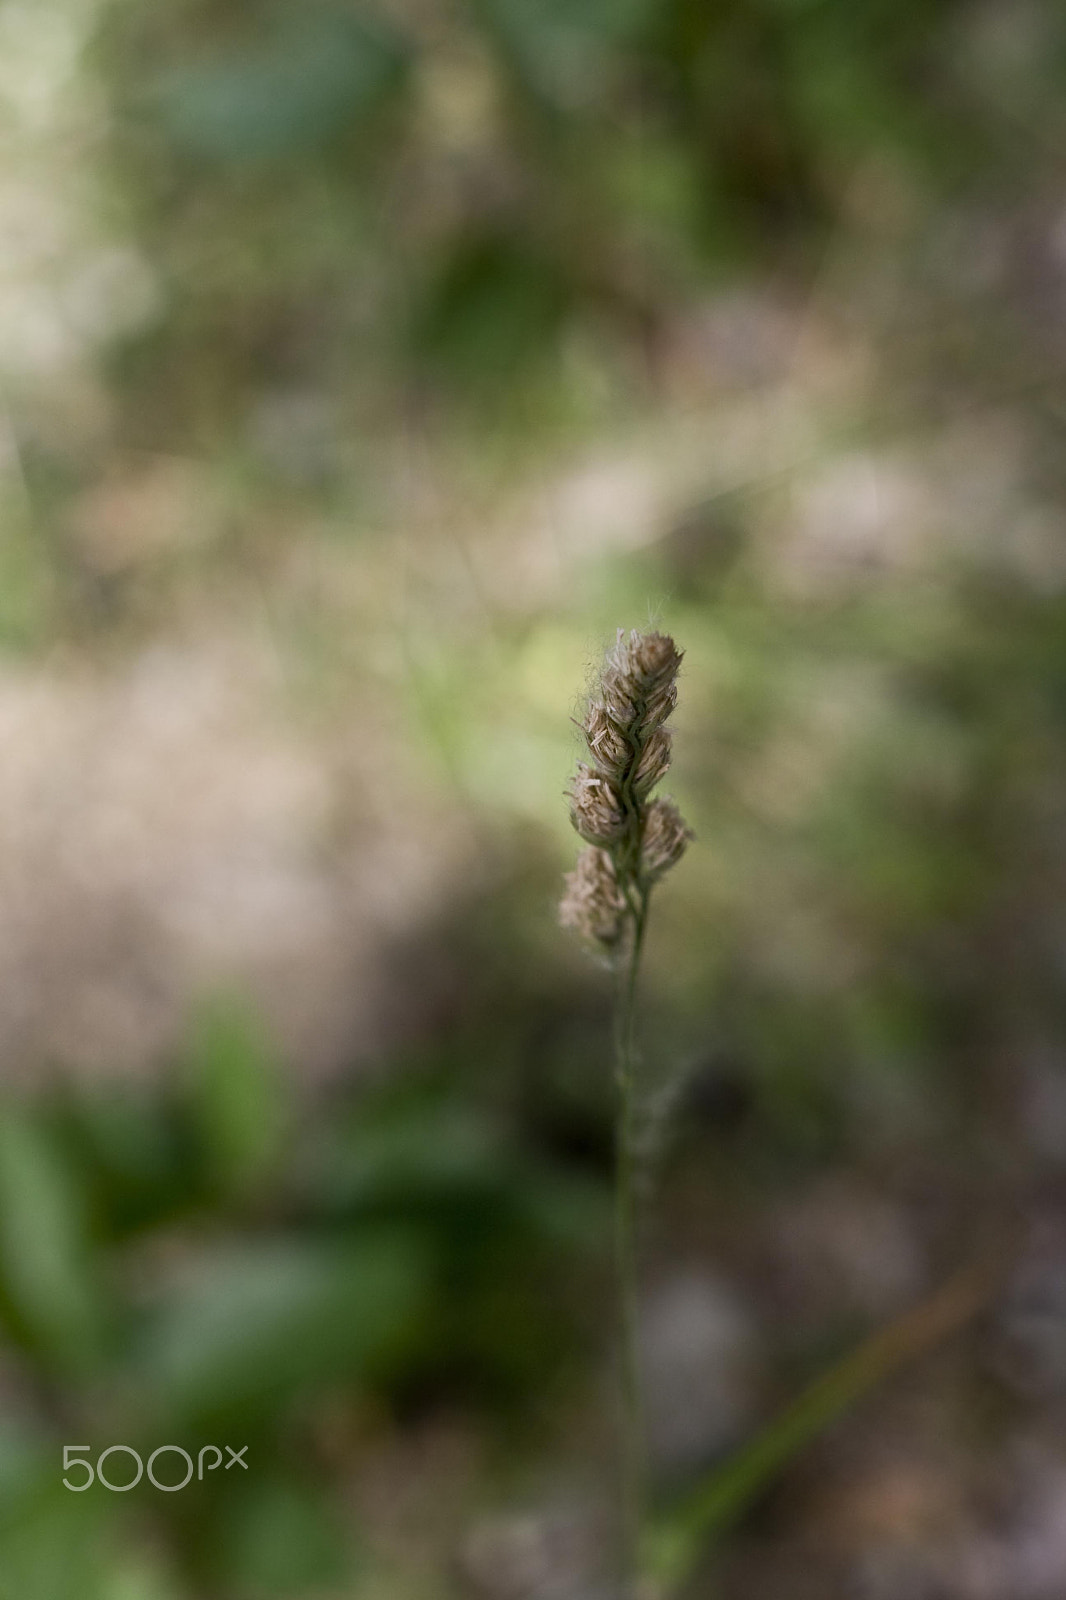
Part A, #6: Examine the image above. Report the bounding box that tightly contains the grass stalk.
[614,887,648,1582]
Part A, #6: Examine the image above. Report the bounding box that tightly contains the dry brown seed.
[631,726,672,798]
[569,763,626,846]
[583,703,630,780]
[640,797,694,880]
[559,846,627,946]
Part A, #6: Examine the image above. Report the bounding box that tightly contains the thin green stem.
[614,884,649,1591]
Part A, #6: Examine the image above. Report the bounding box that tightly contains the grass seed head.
[561,628,691,946]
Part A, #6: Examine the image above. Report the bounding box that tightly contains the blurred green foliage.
[90,0,1064,432]
[0,1107,105,1377]
[0,1007,605,1599]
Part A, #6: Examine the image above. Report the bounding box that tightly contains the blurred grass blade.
[0,1102,103,1374]
[644,1260,998,1595]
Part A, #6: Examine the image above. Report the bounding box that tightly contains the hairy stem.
[614,885,648,1589]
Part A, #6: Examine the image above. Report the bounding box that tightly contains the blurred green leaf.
[0,513,53,654]
[60,1086,193,1236]
[101,1550,186,1600]
[0,1475,128,1600]
[186,994,288,1197]
[414,235,570,389]
[477,0,654,106]
[0,1426,50,1523]
[310,1090,605,1246]
[0,1104,104,1373]
[311,1097,512,1212]
[213,1476,349,1595]
[150,3,409,161]
[137,1231,432,1425]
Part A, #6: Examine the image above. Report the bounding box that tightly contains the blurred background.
[1,0,1066,1595]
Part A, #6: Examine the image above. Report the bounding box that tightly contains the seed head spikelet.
[640,796,694,880]
[631,725,671,799]
[569,762,627,847]
[583,703,630,775]
[559,846,627,947]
